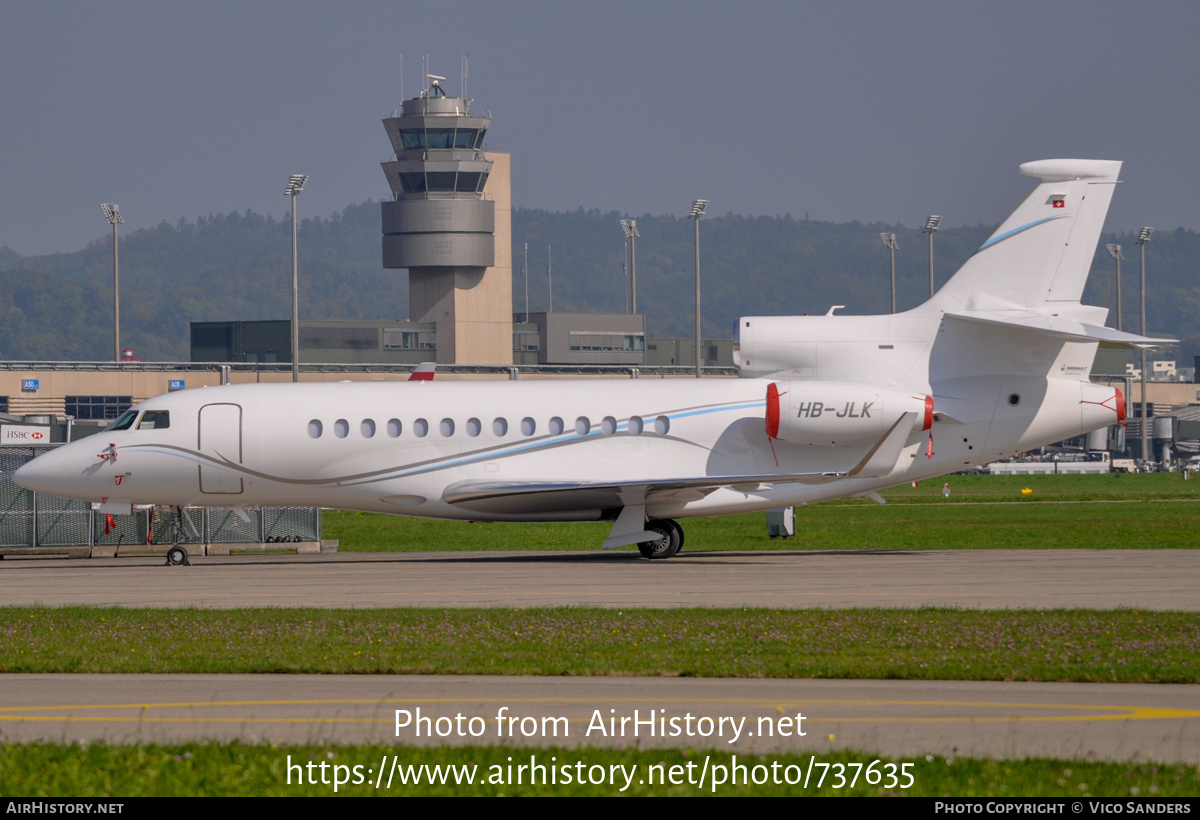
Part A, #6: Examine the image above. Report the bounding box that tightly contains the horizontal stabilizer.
[945,311,1175,349]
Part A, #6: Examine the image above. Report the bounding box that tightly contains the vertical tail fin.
[408,362,436,381]
[930,159,1121,312]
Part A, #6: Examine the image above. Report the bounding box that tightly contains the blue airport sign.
[22,379,39,391]
[168,379,186,391]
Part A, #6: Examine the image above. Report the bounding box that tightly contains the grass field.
[323,473,1200,552]
[3,607,1197,682]
[2,742,1196,797]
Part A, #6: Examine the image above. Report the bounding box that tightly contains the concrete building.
[191,319,437,366]
[645,337,734,368]
[520,313,645,366]
[380,79,512,365]
[192,315,655,368]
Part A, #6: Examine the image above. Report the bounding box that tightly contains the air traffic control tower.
[381,77,513,364]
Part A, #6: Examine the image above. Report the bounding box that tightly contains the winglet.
[408,362,436,381]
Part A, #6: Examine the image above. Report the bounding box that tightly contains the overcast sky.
[2,1,1197,255]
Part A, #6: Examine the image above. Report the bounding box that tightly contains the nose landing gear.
[163,506,191,566]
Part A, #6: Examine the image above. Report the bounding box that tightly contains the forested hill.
[1,201,1197,363]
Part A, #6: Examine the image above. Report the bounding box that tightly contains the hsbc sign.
[1,425,52,443]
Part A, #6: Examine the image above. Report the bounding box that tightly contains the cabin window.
[521,417,536,436]
[361,419,376,438]
[548,417,564,435]
[466,418,482,437]
[334,419,349,438]
[628,415,644,435]
[414,418,429,437]
[440,418,455,437]
[387,418,402,437]
[104,410,139,432]
[493,418,508,436]
[601,416,617,435]
[138,411,170,430]
[655,415,670,435]
[308,420,323,439]
[575,416,591,436]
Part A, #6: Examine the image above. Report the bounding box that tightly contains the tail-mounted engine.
[766,381,933,445]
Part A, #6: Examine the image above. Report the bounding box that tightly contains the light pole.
[285,174,307,383]
[923,215,941,299]
[623,239,629,313]
[100,204,123,362]
[620,218,640,314]
[689,199,708,378]
[1106,243,1124,331]
[1136,227,1154,462]
[880,232,899,313]
[523,242,529,323]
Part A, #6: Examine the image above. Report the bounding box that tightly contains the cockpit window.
[138,411,170,430]
[104,410,139,432]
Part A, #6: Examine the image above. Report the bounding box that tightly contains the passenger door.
[198,403,243,494]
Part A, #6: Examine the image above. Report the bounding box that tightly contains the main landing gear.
[637,518,684,559]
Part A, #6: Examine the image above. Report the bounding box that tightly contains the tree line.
[1,202,1195,364]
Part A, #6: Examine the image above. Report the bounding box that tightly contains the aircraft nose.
[13,452,54,493]
[12,445,91,498]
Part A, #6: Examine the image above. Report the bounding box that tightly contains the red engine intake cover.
[766,382,781,439]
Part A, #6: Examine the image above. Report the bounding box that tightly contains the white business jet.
[15,159,1165,562]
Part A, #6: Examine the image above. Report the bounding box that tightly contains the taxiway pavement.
[2,674,1198,763]
[1,549,1197,610]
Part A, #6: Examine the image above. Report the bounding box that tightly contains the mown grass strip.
[1,742,1196,797]
[326,495,1200,552]
[3,607,1196,682]
[324,473,1200,552]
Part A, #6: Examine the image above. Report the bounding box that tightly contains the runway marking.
[3,697,1198,725]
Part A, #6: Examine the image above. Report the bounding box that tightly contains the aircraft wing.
[442,472,845,516]
[945,310,1175,349]
[443,408,922,516]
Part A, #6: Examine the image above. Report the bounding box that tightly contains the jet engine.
[765,381,933,445]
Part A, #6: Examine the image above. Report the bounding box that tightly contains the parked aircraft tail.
[930,159,1121,312]
[926,159,1170,352]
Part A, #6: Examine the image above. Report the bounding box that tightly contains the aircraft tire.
[165,546,190,566]
[637,519,681,559]
[669,519,685,552]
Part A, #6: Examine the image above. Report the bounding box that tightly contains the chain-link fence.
[1,446,321,550]
[0,449,35,547]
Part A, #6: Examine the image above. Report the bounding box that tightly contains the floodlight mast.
[923,215,942,299]
[689,200,708,378]
[1136,227,1154,463]
[100,204,123,362]
[1106,243,1124,332]
[880,232,899,313]
[286,174,308,383]
[619,218,640,314]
